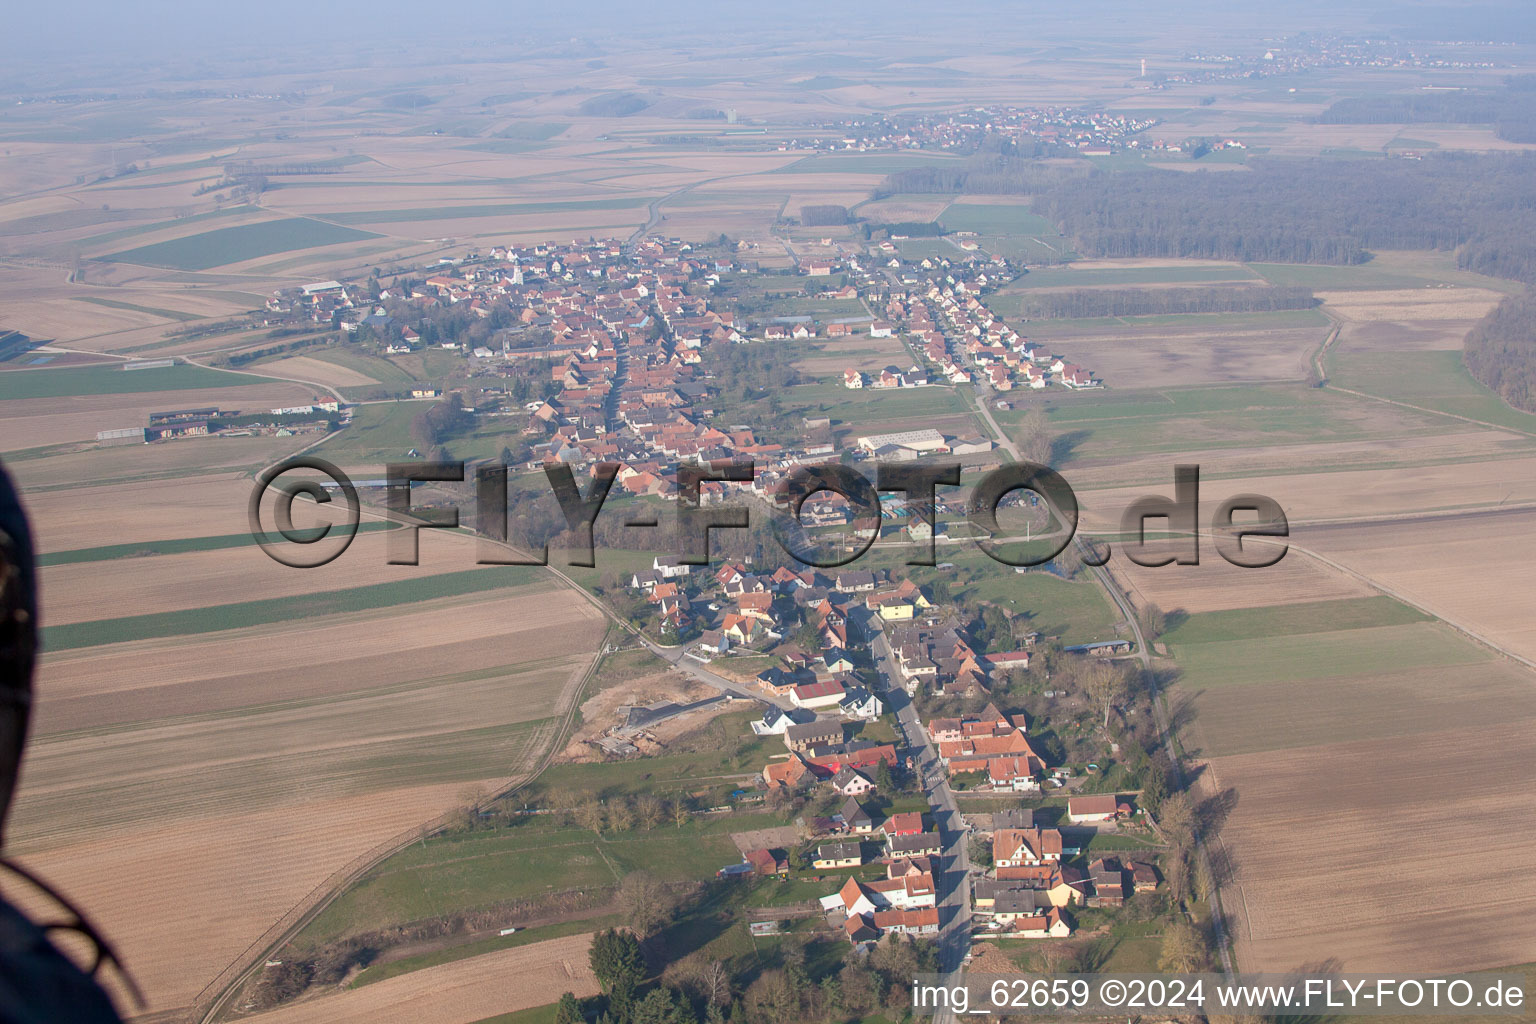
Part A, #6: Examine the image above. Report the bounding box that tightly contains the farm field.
[103,218,382,270]
[1209,721,1536,973]
[258,354,382,388]
[0,362,267,400]
[0,378,322,450]
[4,432,314,491]
[1155,571,1536,973]
[1302,510,1536,664]
[10,582,604,1016]
[1075,453,1536,533]
[1004,262,1259,288]
[238,933,600,1024]
[937,200,1058,236]
[1031,322,1325,389]
[38,527,522,627]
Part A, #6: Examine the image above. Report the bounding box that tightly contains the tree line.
[799,204,850,226]
[1012,284,1316,320]
[1316,76,1536,143]
[1030,153,1536,281]
[1464,294,1536,413]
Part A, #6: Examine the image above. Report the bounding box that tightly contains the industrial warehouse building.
[854,428,948,455]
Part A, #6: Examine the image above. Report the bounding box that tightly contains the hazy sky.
[5,2,1534,77]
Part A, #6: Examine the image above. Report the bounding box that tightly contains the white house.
[653,555,693,579]
[839,688,885,721]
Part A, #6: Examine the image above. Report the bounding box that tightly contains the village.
[235,227,1099,485]
[611,545,1168,955]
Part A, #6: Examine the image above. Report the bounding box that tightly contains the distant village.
[209,227,1101,487]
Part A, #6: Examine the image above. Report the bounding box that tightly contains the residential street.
[861,609,971,1019]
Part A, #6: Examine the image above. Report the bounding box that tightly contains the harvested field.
[1304,509,1536,663]
[1045,325,1326,389]
[14,781,497,1015]
[1070,428,1535,492]
[1318,286,1506,323]
[1210,721,1536,973]
[10,579,603,1014]
[259,354,380,387]
[1077,454,1536,532]
[31,583,599,732]
[37,527,502,626]
[237,932,599,1024]
[1107,546,1373,615]
[19,472,258,552]
[855,195,953,223]
[1337,319,1475,353]
[1191,660,1536,757]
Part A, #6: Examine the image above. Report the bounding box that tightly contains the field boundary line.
[189,479,612,1023]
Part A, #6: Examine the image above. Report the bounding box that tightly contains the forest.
[1316,76,1536,143]
[1463,295,1536,413]
[1029,153,1536,282]
[1011,285,1316,320]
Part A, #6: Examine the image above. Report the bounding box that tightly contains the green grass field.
[1327,350,1536,435]
[937,203,1058,236]
[974,234,1073,264]
[1162,596,1429,645]
[789,381,970,422]
[104,218,381,270]
[1004,265,1259,289]
[1249,258,1523,293]
[38,520,399,567]
[995,383,1452,468]
[300,808,774,945]
[69,296,203,321]
[312,400,426,463]
[1169,621,1490,689]
[0,362,265,400]
[944,566,1121,644]
[42,568,543,650]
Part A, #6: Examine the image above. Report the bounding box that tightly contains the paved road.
[860,610,971,1022]
[969,381,1237,976]
[637,635,794,710]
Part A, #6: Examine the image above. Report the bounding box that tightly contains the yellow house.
[813,842,863,869]
[878,602,915,621]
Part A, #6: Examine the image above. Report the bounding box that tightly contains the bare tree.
[1158,792,1196,853]
[1158,919,1209,973]
[1083,661,1130,730]
[671,798,692,829]
[617,871,674,939]
[1164,851,1191,904]
[1014,406,1055,466]
[635,793,665,830]
[575,799,606,835]
[607,799,635,833]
